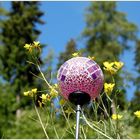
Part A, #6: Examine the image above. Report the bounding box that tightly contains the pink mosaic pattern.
[57,57,104,100]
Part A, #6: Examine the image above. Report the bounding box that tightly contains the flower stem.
[34,104,49,139]
[82,111,112,139]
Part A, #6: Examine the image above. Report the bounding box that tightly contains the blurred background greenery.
[0,1,140,138]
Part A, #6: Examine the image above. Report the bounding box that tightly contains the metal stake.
[76,104,81,140]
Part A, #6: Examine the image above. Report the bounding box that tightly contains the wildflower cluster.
[23,84,59,107]
[103,61,124,75]
[103,61,123,96]
[39,84,58,105]
[24,88,37,97]
[24,41,41,53]
[23,41,140,138]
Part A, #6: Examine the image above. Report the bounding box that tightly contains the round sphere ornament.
[57,57,104,105]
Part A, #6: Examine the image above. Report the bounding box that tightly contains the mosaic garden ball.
[57,57,104,105]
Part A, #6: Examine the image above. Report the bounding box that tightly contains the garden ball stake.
[57,57,104,139]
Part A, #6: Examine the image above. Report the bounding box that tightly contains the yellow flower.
[72,52,80,57]
[24,41,41,53]
[88,56,95,60]
[24,44,32,52]
[112,114,123,120]
[59,99,66,106]
[41,94,51,102]
[103,62,116,74]
[31,88,37,94]
[51,84,58,90]
[23,91,33,97]
[114,61,124,70]
[33,41,40,47]
[104,83,115,95]
[49,84,58,98]
[41,94,47,100]
[103,61,124,75]
[53,84,58,88]
[23,91,30,96]
[50,88,58,98]
[33,41,41,52]
[23,88,37,97]
[134,110,140,118]
[24,44,31,49]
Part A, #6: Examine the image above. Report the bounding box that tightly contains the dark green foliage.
[0,83,17,138]
[130,91,140,111]
[130,40,140,111]
[0,2,44,89]
[57,39,77,69]
[134,40,140,90]
[0,1,44,108]
[0,1,44,137]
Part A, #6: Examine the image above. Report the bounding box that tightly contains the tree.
[130,40,140,111]
[0,1,44,118]
[134,40,140,90]
[57,39,77,69]
[0,2,7,40]
[82,2,137,112]
[83,2,137,66]
[130,40,140,128]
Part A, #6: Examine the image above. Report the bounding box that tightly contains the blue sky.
[2,1,140,101]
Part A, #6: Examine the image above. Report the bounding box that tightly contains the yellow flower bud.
[104,83,115,95]
[23,91,30,96]
[103,61,124,75]
[88,56,95,60]
[134,110,140,118]
[41,94,51,103]
[50,88,58,98]
[33,41,40,47]
[72,52,80,57]
[31,88,37,94]
[59,99,66,106]
[112,114,122,120]
[24,44,32,52]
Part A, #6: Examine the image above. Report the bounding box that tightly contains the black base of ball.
[68,91,91,106]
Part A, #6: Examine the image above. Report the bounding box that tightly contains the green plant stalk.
[99,94,110,118]
[34,104,49,139]
[81,107,105,133]
[91,96,115,137]
[91,101,98,121]
[91,102,100,138]
[61,106,75,137]
[37,64,75,137]
[82,111,112,139]
[50,108,59,139]
[37,64,52,89]
[115,92,120,139]
[106,92,115,136]
[81,126,87,139]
